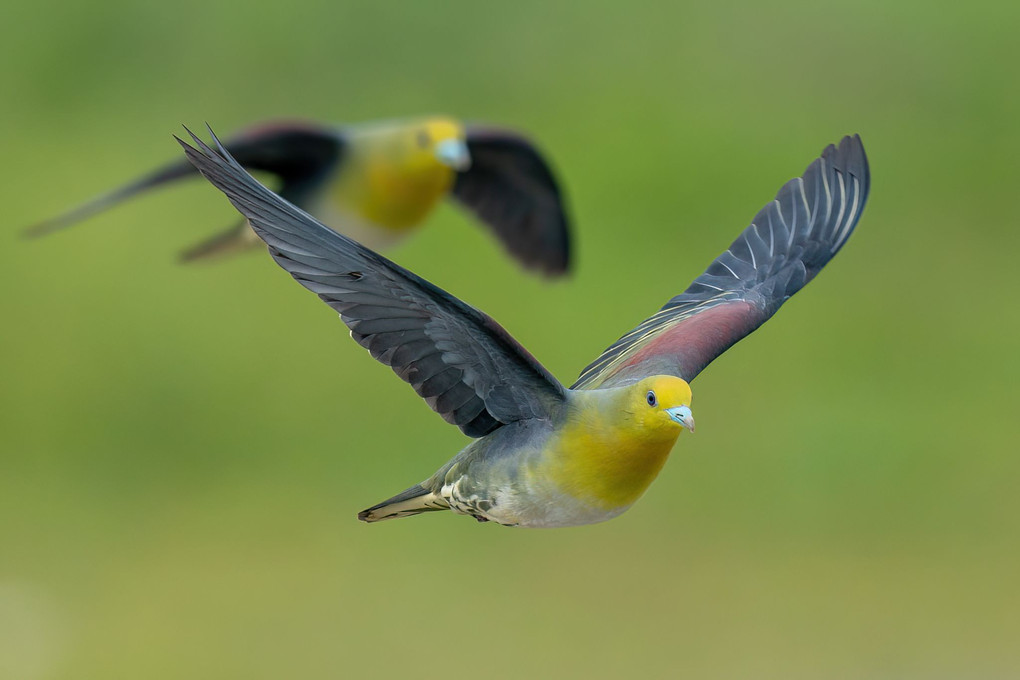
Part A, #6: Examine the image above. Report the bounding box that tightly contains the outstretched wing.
[179,126,566,438]
[23,120,344,239]
[451,126,571,277]
[573,135,869,390]
[221,121,345,205]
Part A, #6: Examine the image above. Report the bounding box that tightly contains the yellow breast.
[545,415,680,511]
[330,126,457,231]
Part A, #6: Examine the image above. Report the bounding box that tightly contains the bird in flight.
[178,127,869,528]
[25,116,571,276]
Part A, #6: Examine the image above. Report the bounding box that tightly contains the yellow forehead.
[640,376,692,405]
[417,116,464,143]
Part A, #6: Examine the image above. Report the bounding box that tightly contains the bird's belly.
[434,419,673,529]
[323,162,452,235]
[303,197,413,251]
[441,466,632,529]
[497,492,630,528]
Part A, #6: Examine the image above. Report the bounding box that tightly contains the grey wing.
[450,127,571,277]
[573,135,870,389]
[178,126,566,438]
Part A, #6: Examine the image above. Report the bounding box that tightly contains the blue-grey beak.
[435,138,471,171]
[666,405,695,432]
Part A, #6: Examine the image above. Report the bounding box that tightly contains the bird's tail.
[358,484,448,523]
[22,159,198,239]
[24,119,341,243]
[178,220,265,263]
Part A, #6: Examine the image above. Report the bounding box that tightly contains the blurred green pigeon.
[25,116,571,276]
[179,128,869,528]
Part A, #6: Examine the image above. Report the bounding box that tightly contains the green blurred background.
[2,0,1018,677]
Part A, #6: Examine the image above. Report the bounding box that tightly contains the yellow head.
[550,375,695,512]
[624,375,695,435]
[340,116,470,229]
[371,116,470,173]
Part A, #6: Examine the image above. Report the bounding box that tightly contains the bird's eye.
[646,391,657,407]
[416,130,430,148]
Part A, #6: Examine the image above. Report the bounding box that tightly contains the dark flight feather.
[452,127,571,276]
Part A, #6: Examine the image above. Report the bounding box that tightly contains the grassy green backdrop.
[2,0,1018,678]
